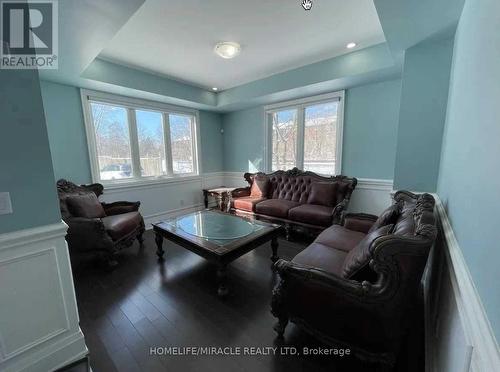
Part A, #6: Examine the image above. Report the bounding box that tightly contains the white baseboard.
[0,222,88,372]
[425,195,500,372]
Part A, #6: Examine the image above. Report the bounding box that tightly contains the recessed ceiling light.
[346,42,357,49]
[214,42,241,59]
[212,87,218,91]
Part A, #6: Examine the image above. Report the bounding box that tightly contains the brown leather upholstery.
[307,182,338,207]
[102,212,143,241]
[341,224,393,279]
[232,196,266,212]
[271,191,437,366]
[368,201,401,233]
[57,179,145,266]
[66,193,106,218]
[288,204,335,227]
[314,224,365,252]
[231,168,357,229]
[255,199,300,218]
[292,242,346,276]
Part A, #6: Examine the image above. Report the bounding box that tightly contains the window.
[266,91,344,175]
[82,90,199,185]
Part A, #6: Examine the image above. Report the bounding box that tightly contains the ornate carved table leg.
[203,190,209,209]
[271,237,279,267]
[155,231,165,261]
[225,191,232,213]
[217,263,229,297]
[217,193,224,211]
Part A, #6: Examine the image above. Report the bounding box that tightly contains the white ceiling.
[99,0,385,91]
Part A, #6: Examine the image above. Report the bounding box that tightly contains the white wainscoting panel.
[0,222,87,372]
[347,178,393,215]
[425,195,500,372]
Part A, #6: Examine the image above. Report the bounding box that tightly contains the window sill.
[100,175,202,192]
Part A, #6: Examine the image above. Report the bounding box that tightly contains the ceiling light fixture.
[346,42,357,49]
[212,87,218,91]
[214,42,241,59]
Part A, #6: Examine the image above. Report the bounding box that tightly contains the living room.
[0,0,499,371]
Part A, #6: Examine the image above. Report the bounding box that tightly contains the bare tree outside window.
[272,109,298,171]
[90,102,133,180]
[136,110,166,177]
[303,102,338,174]
[169,114,194,174]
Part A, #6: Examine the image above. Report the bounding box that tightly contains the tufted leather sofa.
[271,191,437,366]
[231,168,357,233]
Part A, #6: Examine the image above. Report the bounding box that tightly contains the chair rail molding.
[425,195,500,372]
[0,221,88,372]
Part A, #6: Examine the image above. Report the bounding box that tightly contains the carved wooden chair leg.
[137,231,145,247]
[273,316,289,339]
[284,224,292,241]
[102,251,118,270]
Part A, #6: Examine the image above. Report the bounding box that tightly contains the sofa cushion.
[102,212,142,241]
[66,193,106,219]
[315,224,366,252]
[288,204,335,227]
[292,242,347,276]
[232,196,266,212]
[307,182,338,207]
[368,202,401,233]
[341,224,393,279]
[255,199,300,218]
[250,175,270,197]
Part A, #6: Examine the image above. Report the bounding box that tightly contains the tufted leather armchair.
[56,179,145,267]
[231,168,357,237]
[271,191,437,367]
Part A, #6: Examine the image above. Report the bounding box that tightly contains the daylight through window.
[267,92,344,175]
[83,91,198,184]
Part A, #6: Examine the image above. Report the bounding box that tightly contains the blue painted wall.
[41,81,92,184]
[40,81,224,182]
[0,70,61,234]
[343,79,401,179]
[222,107,265,173]
[393,36,454,192]
[198,111,224,173]
[222,79,402,179]
[437,0,500,341]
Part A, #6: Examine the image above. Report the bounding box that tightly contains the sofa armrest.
[65,217,113,252]
[331,199,349,225]
[271,258,398,366]
[102,201,140,216]
[273,259,368,298]
[343,213,378,234]
[231,187,251,198]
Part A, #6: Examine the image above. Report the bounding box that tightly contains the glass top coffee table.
[152,210,282,296]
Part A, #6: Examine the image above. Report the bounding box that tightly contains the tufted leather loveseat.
[231,168,357,233]
[271,191,437,366]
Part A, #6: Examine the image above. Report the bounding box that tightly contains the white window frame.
[264,91,345,175]
[81,89,201,188]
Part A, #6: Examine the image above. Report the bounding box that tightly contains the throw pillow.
[307,182,338,207]
[250,175,270,197]
[368,201,402,233]
[341,224,393,280]
[66,193,106,219]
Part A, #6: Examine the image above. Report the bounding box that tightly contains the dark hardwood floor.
[73,230,406,372]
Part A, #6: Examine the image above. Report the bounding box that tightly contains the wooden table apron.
[153,223,282,296]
